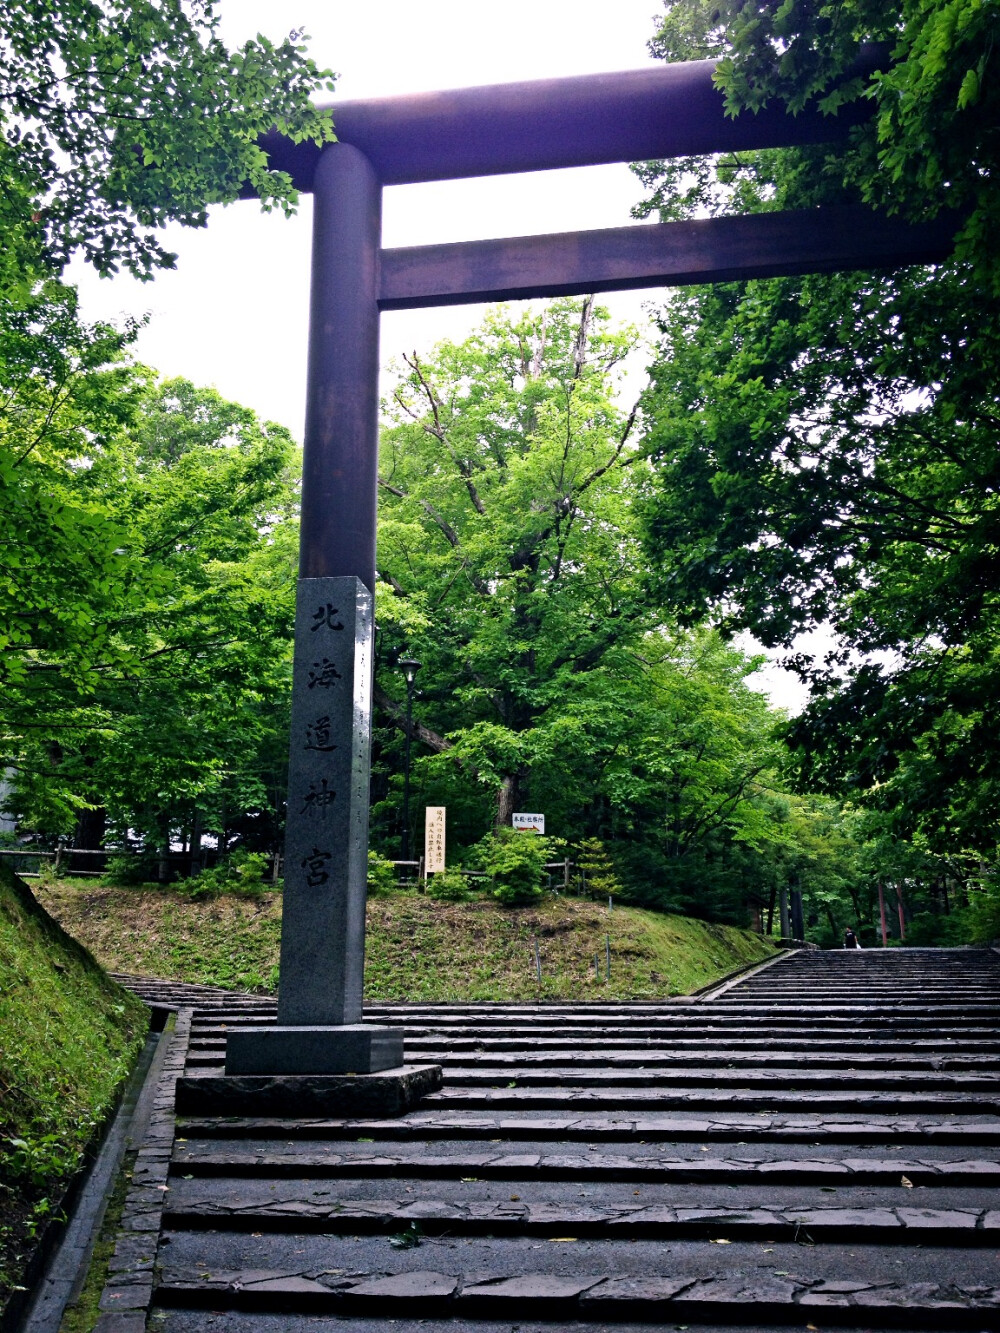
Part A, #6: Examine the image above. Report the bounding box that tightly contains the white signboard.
[512,812,545,834]
[424,806,446,873]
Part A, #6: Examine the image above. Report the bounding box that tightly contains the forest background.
[1,0,998,949]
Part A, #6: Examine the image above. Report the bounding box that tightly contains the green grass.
[35,879,776,1001]
[0,864,148,1312]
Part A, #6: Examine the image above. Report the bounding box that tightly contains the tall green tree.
[646,0,995,283]
[0,2,333,847]
[3,367,298,845]
[375,300,651,830]
[372,302,803,920]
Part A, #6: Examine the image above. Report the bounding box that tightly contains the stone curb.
[92,1007,192,1333]
[14,1022,171,1333]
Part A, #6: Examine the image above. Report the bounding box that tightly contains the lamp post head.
[400,656,422,685]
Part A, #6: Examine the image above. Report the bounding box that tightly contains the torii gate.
[226,54,955,1078]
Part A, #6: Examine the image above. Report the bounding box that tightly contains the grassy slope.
[35,880,776,1001]
[0,864,148,1310]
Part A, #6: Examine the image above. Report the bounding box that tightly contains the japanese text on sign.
[425,806,446,873]
[512,812,545,833]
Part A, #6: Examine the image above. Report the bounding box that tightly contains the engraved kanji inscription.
[307,657,343,689]
[304,715,338,753]
[311,602,345,632]
[302,778,337,817]
[301,847,333,887]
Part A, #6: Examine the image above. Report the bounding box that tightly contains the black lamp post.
[399,657,422,862]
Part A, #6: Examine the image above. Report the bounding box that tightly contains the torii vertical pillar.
[226,143,403,1075]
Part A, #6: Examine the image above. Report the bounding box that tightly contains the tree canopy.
[634,1,1000,862]
[647,0,996,285]
[0,0,329,851]
[3,0,995,947]
[0,0,334,291]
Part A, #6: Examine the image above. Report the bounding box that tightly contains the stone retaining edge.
[92,1007,193,1333]
[694,947,795,1001]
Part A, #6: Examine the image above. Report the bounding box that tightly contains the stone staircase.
[108,947,1000,1331]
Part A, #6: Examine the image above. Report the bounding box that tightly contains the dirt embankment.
[34,881,775,1001]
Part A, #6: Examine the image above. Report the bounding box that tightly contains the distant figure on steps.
[843,927,861,949]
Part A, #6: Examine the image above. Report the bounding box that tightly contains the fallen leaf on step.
[901,1175,914,1188]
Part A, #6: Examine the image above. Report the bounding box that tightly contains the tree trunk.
[72,805,106,875]
[74,805,106,850]
[190,809,203,877]
[494,774,520,834]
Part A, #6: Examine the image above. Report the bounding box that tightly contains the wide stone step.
[149,1314,989,1333]
[175,1110,1000,1144]
[155,1262,1000,1325]
[180,1053,1000,1084]
[422,1085,1000,1113]
[170,1146,1000,1186]
[434,1067,1000,1090]
[190,1010,1000,1029]
[185,1037,1000,1064]
[173,1070,1000,1113]
[160,1185,1000,1245]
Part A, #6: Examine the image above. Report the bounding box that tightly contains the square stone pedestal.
[175,1062,442,1118]
[225,1024,404,1075]
[173,1026,442,1119]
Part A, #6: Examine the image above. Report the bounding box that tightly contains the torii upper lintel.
[254,50,884,189]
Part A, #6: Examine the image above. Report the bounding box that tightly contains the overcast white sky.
[68,0,811,712]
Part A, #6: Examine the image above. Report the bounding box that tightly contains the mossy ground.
[35,879,775,1001]
[0,865,147,1315]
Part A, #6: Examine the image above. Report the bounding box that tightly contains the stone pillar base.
[175,1062,442,1118]
[225,1024,404,1075]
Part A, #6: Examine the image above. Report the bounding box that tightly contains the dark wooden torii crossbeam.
[225,57,956,1080]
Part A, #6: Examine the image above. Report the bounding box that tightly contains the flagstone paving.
[102,947,1000,1331]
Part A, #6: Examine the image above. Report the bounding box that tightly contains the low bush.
[366,851,397,897]
[173,849,269,900]
[104,852,158,886]
[475,829,563,907]
[426,869,476,901]
[905,891,1000,947]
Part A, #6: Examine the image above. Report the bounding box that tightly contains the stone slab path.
[98,947,1000,1331]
